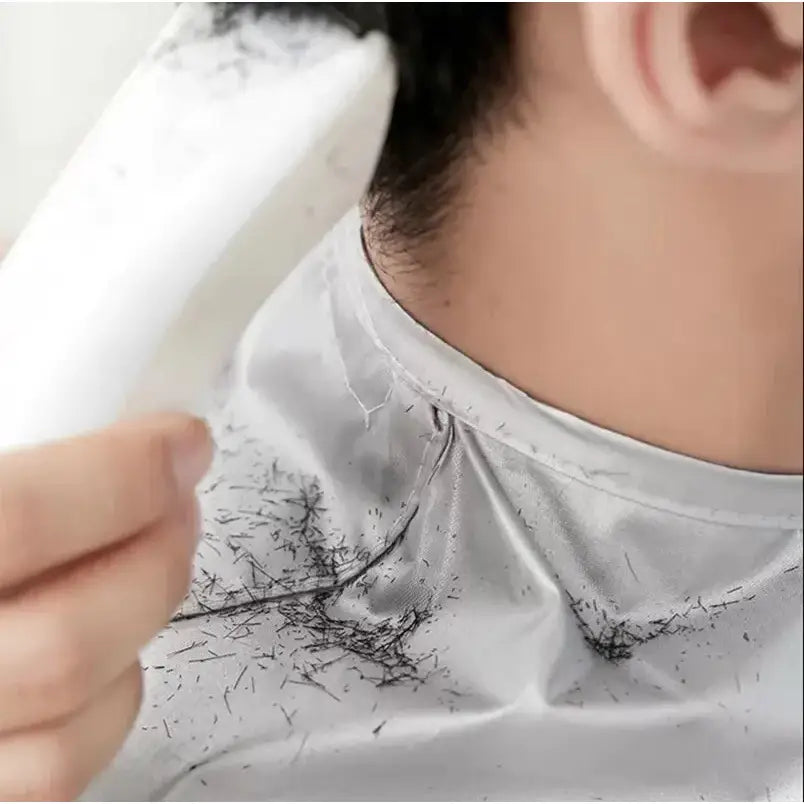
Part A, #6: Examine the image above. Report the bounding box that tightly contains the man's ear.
[582,2,802,172]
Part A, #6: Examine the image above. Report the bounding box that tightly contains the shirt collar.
[332,209,803,529]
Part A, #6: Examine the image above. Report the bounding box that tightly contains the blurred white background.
[0,2,173,250]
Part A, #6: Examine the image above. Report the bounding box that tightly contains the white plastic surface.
[0,5,395,451]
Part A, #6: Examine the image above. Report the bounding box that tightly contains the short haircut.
[212,3,516,250]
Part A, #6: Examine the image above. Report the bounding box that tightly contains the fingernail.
[171,417,214,493]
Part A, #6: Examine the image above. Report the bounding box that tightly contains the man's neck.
[366,110,803,474]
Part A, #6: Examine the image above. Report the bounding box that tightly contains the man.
[0,3,801,800]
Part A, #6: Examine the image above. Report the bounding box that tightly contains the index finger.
[0,412,212,589]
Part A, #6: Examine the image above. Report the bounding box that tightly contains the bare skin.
[0,414,212,799]
[369,3,803,473]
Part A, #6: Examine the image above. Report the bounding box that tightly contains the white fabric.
[86,211,803,801]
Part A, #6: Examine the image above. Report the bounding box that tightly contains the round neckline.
[333,210,803,529]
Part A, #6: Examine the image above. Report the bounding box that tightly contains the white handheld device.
[0,4,396,451]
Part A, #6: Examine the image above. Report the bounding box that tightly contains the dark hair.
[212,3,516,250]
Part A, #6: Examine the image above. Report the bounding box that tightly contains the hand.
[0,413,212,800]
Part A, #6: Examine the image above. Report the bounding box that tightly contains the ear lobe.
[582,2,803,173]
[773,2,804,46]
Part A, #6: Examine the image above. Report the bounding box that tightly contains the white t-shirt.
[87,211,803,801]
